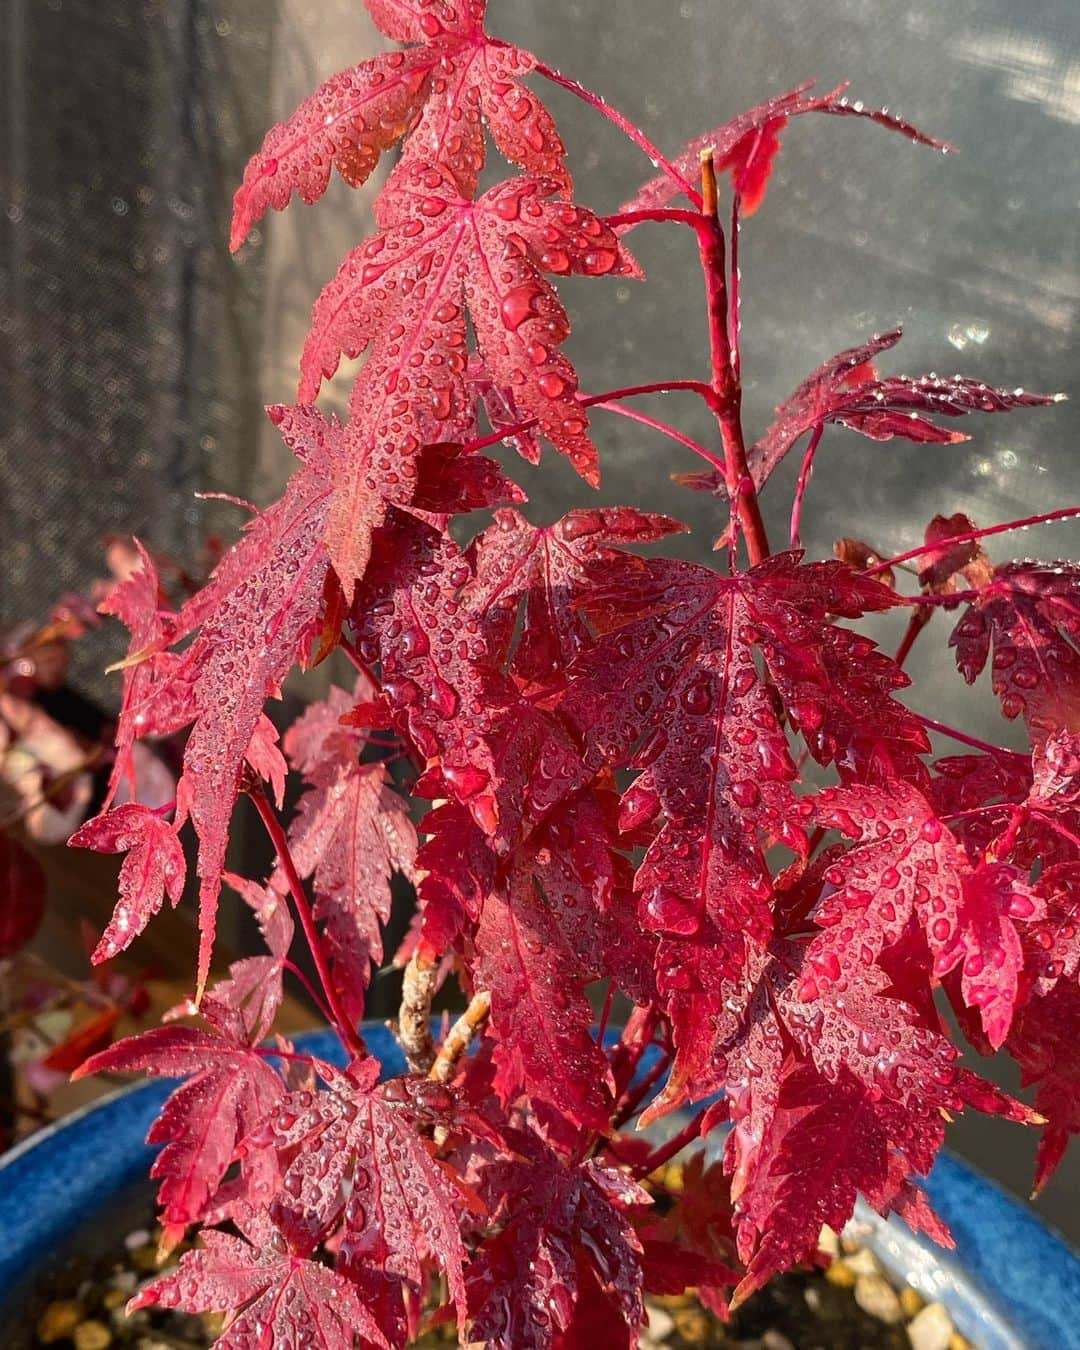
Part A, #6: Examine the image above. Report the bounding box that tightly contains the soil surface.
[21,1218,969,1349]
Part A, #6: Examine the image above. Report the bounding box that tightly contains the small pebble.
[73,1321,113,1350]
[646,1304,675,1340]
[825,1259,857,1288]
[804,1286,823,1311]
[130,1244,160,1274]
[102,1288,126,1311]
[843,1246,881,1277]
[124,1229,151,1251]
[37,1299,85,1343]
[762,1333,796,1350]
[907,1301,954,1350]
[900,1286,926,1318]
[673,1306,710,1342]
[854,1272,904,1325]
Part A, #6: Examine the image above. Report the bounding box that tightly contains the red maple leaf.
[623,82,948,219]
[300,170,636,500]
[276,692,417,1023]
[674,329,1057,501]
[69,805,186,964]
[468,1130,647,1349]
[466,506,684,689]
[131,1204,388,1349]
[952,560,1080,742]
[252,1057,468,1347]
[231,0,567,251]
[807,785,1043,1047]
[355,509,588,846]
[172,405,334,990]
[564,553,913,950]
[75,1021,286,1243]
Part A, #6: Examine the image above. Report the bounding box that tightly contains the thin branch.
[632,1106,709,1177]
[864,506,1080,576]
[533,61,697,204]
[915,713,1020,758]
[893,608,932,669]
[399,950,438,1073]
[429,991,492,1083]
[603,207,710,236]
[696,149,770,567]
[789,424,824,551]
[600,400,726,471]
[729,191,742,383]
[249,788,366,1060]
[451,380,719,458]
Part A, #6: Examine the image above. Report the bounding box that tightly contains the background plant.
[72,1,1077,1344]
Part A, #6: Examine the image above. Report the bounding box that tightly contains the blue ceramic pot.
[1,1024,1077,1347]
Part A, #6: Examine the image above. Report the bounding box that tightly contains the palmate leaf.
[564,553,910,948]
[355,509,588,847]
[132,1205,388,1350]
[805,784,1044,1047]
[466,506,684,688]
[69,804,186,964]
[623,81,948,220]
[177,407,334,991]
[300,169,636,502]
[279,753,418,1025]
[252,1058,468,1347]
[468,1130,647,1350]
[637,933,1034,1298]
[75,1022,286,1243]
[951,560,1080,743]
[230,0,565,251]
[730,1063,952,1303]
[678,329,1058,500]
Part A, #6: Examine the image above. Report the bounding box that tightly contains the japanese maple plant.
[70,1,1078,1345]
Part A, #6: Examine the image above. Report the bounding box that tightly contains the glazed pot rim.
[1,1024,1077,1348]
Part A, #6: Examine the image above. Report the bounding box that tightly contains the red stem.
[632,1106,709,1178]
[604,207,711,236]
[695,155,770,567]
[729,192,742,383]
[282,958,338,1027]
[865,506,1080,576]
[250,789,367,1059]
[602,401,725,471]
[453,380,718,456]
[613,1049,671,1128]
[916,713,1019,758]
[894,608,932,668]
[596,980,616,1047]
[789,424,825,551]
[533,61,697,204]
